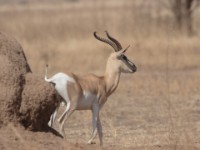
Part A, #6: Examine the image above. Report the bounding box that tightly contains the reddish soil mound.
[0,32,30,126]
[0,32,59,130]
[20,73,60,130]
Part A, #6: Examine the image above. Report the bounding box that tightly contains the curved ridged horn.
[94,32,118,52]
[105,30,122,51]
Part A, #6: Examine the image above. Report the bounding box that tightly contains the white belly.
[77,91,97,110]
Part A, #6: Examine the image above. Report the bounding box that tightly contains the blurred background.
[0,0,200,149]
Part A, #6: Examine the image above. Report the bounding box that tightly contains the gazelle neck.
[104,63,121,96]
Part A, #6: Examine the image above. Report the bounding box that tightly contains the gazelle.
[45,31,137,146]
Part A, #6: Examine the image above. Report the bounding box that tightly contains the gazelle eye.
[121,55,127,60]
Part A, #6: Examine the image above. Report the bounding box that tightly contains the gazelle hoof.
[87,141,96,144]
[48,121,52,127]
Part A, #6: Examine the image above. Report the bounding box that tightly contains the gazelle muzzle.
[121,55,137,73]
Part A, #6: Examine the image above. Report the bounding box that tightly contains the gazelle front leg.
[87,105,99,144]
[97,117,103,146]
[87,103,103,146]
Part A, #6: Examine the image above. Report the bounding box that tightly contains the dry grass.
[0,0,200,149]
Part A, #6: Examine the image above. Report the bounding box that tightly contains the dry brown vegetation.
[0,0,200,149]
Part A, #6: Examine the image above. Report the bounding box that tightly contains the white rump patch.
[46,72,75,103]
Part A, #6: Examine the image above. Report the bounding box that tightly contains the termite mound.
[0,32,60,131]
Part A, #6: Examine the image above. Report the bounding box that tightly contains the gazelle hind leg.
[57,101,70,123]
[59,99,78,137]
[59,92,79,138]
[48,106,58,127]
[59,108,75,138]
[55,82,71,124]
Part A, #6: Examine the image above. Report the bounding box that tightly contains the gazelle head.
[94,31,137,74]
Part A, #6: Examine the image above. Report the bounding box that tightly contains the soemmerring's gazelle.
[45,31,137,146]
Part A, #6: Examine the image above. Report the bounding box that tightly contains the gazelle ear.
[116,45,130,57]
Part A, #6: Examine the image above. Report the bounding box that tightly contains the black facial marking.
[121,55,127,60]
[120,54,137,72]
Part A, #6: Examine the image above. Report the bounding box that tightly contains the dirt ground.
[0,0,200,150]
